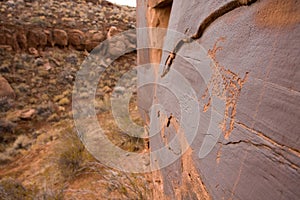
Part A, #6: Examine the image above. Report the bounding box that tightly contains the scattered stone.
[32,130,43,139]
[34,57,44,66]
[47,113,60,122]
[0,0,137,164]
[114,86,125,94]
[28,47,39,56]
[0,45,13,52]
[6,0,15,7]
[102,85,112,93]
[49,79,57,84]
[53,94,64,102]
[6,110,21,122]
[0,62,10,73]
[20,53,33,62]
[58,97,70,106]
[48,57,61,66]
[58,106,65,112]
[107,26,119,39]
[15,83,30,93]
[6,108,36,121]
[43,62,52,70]
[62,90,71,96]
[65,53,78,65]
[36,103,53,117]
[16,0,24,5]
[20,108,36,120]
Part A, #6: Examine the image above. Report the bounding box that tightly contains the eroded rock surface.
[137,0,300,199]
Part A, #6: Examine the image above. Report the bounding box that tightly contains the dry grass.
[55,125,95,180]
[0,178,64,200]
[0,96,152,199]
[0,178,31,200]
[105,172,151,199]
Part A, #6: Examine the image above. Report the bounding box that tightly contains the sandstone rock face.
[53,29,68,47]
[68,29,85,49]
[136,0,172,128]
[0,25,113,52]
[0,0,136,52]
[137,0,300,199]
[27,29,47,49]
[85,30,105,51]
[16,29,27,50]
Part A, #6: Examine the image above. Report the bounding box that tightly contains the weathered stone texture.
[137,0,300,199]
[0,25,109,52]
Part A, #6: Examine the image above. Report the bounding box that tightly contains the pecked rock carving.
[137,0,300,199]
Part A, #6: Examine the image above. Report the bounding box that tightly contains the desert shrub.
[33,187,64,200]
[0,153,12,165]
[0,178,31,200]
[57,133,84,179]
[0,178,65,200]
[105,172,151,200]
[56,126,93,180]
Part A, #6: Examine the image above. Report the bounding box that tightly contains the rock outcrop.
[0,0,136,52]
[0,26,109,51]
[137,0,300,199]
[0,75,15,112]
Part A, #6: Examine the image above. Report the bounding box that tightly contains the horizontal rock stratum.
[0,25,109,51]
[0,0,136,52]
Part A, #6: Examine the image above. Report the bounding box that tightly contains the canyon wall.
[137,0,300,199]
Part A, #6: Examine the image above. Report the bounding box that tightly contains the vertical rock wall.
[137,0,300,199]
[136,0,172,121]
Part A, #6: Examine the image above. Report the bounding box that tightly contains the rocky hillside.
[0,0,152,199]
[0,0,135,51]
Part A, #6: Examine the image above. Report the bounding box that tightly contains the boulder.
[53,29,68,47]
[84,30,105,51]
[0,75,15,100]
[27,29,47,48]
[68,29,85,50]
[0,75,15,112]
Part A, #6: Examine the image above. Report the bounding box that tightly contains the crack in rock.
[191,0,258,39]
[220,140,299,170]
